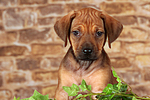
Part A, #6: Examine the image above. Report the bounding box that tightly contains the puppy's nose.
[83,48,92,54]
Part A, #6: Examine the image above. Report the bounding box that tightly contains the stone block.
[0,75,2,87]
[38,4,65,16]
[0,10,2,20]
[3,8,37,30]
[123,42,150,54]
[131,85,150,97]
[41,57,62,70]
[120,27,148,40]
[14,87,40,99]
[32,71,58,83]
[65,3,97,13]
[20,0,48,5]
[0,58,15,71]
[0,31,17,44]
[19,28,51,43]
[100,2,135,14]
[31,44,63,56]
[42,85,57,98]
[0,46,28,56]
[114,15,137,25]
[104,41,121,53]
[118,70,141,85]
[141,3,150,11]
[0,90,12,100]
[136,55,150,67]
[143,67,150,81]
[16,57,41,70]
[38,17,56,26]
[0,0,17,7]
[5,72,26,83]
[111,57,131,68]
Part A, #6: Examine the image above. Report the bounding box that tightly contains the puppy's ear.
[101,12,123,48]
[54,11,76,47]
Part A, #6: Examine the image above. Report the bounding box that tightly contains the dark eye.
[72,31,80,36]
[96,31,104,37]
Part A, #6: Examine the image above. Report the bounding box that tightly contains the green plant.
[13,90,53,100]
[13,67,150,100]
[63,67,150,100]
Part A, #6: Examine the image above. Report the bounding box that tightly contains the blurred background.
[0,0,150,99]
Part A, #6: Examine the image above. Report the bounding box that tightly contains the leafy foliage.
[13,90,53,100]
[13,67,150,100]
[63,67,150,100]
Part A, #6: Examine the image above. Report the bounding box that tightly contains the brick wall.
[0,0,150,99]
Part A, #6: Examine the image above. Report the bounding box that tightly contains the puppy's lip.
[77,56,97,61]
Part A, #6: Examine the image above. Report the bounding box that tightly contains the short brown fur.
[54,8,123,100]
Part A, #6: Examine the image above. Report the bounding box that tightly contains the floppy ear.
[54,11,76,47]
[101,12,123,48]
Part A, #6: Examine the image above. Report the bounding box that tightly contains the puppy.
[54,7,123,100]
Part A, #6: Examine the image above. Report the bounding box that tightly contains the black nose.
[83,48,92,54]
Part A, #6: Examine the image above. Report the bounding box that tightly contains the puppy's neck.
[78,60,93,70]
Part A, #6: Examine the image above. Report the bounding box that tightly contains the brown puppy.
[54,8,123,100]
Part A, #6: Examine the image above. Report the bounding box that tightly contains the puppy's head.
[54,8,123,61]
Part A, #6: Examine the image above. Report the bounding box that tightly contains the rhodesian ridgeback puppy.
[54,8,123,100]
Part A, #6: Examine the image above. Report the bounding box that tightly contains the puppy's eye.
[96,31,104,37]
[72,31,80,36]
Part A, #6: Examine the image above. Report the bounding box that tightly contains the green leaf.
[76,94,83,99]
[72,84,80,91]
[103,84,113,95]
[132,96,139,100]
[63,84,79,96]
[13,97,20,100]
[21,90,49,100]
[108,94,115,100]
[79,79,91,92]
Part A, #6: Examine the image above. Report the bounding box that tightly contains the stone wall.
[0,0,150,99]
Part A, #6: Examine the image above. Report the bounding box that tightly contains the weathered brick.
[65,3,97,13]
[118,70,141,84]
[0,58,15,71]
[136,55,150,67]
[5,72,26,83]
[123,42,150,54]
[0,46,28,56]
[100,2,135,14]
[19,28,51,43]
[144,67,150,81]
[114,15,137,25]
[41,57,62,70]
[104,41,121,53]
[0,75,2,87]
[138,16,150,27]
[38,17,56,26]
[0,90,12,100]
[3,8,37,30]
[15,87,40,99]
[31,44,63,55]
[42,85,57,98]
[141,3,150,11]
[120,27,148,40]
[0,0,17,7]
[111,57,131,68]
[0,31,17,44]
[0,10,2,20]
[20,0,48,5]
[131,85,150,97]
[38,4,65,16]
[32,71,58,83]
[17,57,41,70]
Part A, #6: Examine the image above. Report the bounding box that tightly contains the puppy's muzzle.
[77,43,98,61]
